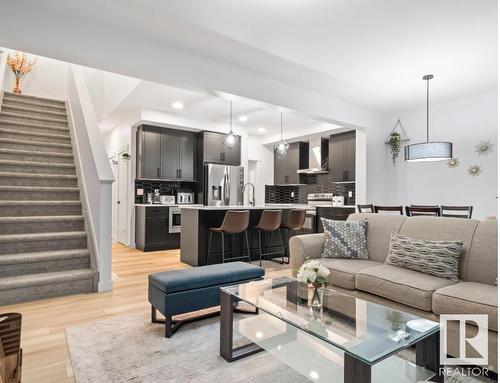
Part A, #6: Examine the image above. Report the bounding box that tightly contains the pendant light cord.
[280,112,283,140]
[426,78,430,142]
[230,101,232,132]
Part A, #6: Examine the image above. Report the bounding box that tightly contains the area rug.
[66,314,494,383]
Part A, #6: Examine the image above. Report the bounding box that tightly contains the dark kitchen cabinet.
[315,206,356,232]
[137,126,161,178]
[136,125,196,181]
[329,131,356,182]
[273,141,309,184]
[135,206,180,251]
[201,131,241,166]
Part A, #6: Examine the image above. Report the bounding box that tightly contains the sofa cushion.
[466,219,498,285]
[355,264,456,311]
[321,218,368,259]
[148,262,264,294]
[318,258,382,290]
[347,213,407,263]
[433,282,498,331]
[385,233,462,281]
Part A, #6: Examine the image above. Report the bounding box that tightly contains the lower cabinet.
[135,206,180,251]
[315,206,356,233]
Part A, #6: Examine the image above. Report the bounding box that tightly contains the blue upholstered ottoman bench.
[148,261,264,337]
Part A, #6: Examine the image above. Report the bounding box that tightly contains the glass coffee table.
[220,277,442,383]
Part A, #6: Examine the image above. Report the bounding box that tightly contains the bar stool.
[207,210,251,265]
[252,210,285,267]
[278,209,306,265]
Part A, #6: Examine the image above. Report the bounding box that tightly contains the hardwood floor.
[0,244,290,383]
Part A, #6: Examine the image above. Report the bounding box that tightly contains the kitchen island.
[180,205,310,266]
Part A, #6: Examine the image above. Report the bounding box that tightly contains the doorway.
[111,148,130,246]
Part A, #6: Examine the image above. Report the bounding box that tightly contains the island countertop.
[180,204,311,210]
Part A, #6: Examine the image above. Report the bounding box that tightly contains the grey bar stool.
[207,210,251,264]
[277,209,306,265]
[252,210,285,267]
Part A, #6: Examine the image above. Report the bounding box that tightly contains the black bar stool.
[207,210,251,264]
[277,209,306,265]
[252,210,285,267]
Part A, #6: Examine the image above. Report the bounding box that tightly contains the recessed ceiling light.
[309,371,319,380]
[239,115,248,122]
[257,127,266,133]
[255,331,263,338]
[172,102,184,110]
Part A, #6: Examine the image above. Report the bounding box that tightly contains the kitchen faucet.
[242,183,256,206]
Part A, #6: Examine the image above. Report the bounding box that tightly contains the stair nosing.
[0,127,70,140]
[0,119,69,131]
[0,231,87,243]
[0,112,67,125]
[0,172,77,179]
[0,200,81,206]
[0,159,75,169]
[0,269,95,290]
[0,138,72,148]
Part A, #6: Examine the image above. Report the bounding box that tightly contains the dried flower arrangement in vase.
[7,52,36,94]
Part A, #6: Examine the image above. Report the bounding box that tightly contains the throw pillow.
[385,234,463,281]
[321,218,368,259]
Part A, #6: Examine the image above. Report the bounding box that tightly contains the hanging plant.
[386,132,402,166]
[385,118,409,166]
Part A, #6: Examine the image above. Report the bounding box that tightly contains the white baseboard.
[98,280,113,292]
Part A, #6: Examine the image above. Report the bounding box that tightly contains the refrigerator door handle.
[223,167,230,205]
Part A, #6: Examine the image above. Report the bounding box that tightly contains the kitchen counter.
[180,205,314,266]
[134,204,204,207]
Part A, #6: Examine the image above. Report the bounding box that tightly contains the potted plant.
[386,131,401,166]
[297,259,330,310]
[6,52,36,94]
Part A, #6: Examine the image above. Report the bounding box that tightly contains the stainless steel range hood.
[297,137,329,174]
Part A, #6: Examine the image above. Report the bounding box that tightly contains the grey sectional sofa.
[290,213,498,371]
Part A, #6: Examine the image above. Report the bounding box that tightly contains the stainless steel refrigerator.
[204,164,244,206]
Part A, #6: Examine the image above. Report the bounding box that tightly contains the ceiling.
[18,0,497,113]
[98,77,326,136]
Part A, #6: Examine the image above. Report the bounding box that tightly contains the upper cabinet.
[274,142,309,184]
[329,130,356,182]
[201,131,241,166]
[136,125,196,181]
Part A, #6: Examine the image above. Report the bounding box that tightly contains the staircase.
[0,91,97,305]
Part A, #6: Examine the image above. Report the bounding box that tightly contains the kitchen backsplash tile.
[135,179,195,203]
[265,174,355,205]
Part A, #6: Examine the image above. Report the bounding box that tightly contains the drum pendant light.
[404,74,453,162]
[274,112,289,156]
[223,101,238,149]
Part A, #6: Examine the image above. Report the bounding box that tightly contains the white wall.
[247,134,274,205]
[383,91,497,219]
[2,51,68,100]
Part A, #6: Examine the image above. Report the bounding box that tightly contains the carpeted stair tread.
[0,127,70,140]
[0,148,73,158]
[0,200,81,207]
[2,98,67,111]
[2,104,68,118]
[0,215,84,223]
[4,92,66,105]
[0,231,87,243]
[0,111,68,124]
[0,137,72,148]
[0,159,75,169]
[0,268,95,290]
[0,119,69,132]
[0,172,77,179]
[0,185,79,192]
[0,248,90,265]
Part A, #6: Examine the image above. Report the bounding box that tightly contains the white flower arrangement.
[297,259,330,285]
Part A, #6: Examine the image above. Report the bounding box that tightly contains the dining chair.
[357,204,374,213]
[441,205,473,219]
[374,205,404,215]
[406,206,441,217]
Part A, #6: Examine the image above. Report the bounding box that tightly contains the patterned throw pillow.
[385,234,463,281]
[321,218,368,259]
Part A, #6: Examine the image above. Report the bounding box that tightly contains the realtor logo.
[440,315,488,366]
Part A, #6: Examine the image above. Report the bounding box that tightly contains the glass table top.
[221,276,440,365]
